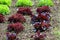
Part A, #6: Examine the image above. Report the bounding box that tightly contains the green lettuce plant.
[0,0,12,6]
[38,0,54,7]
[15,0,33,7]
[0,4,10,15]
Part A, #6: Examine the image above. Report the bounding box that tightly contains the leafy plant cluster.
[7,22,24,34]
[8,13,26,23]
[0,4,10,15]
[30,6,52,40]
[0,0,11,16]
[6,13,26,40]
[38,0,54,7]
[0,0,12,6]
[6,7,31,40]
[15,0,33,7]
[17,7,33,16]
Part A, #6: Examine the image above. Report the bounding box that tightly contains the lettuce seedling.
[7,22,24,34]
[0,4,10,15]
[16,0,33,7]
[8,13,26,23]
[0,0,12,6]
[38,0,54,7]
